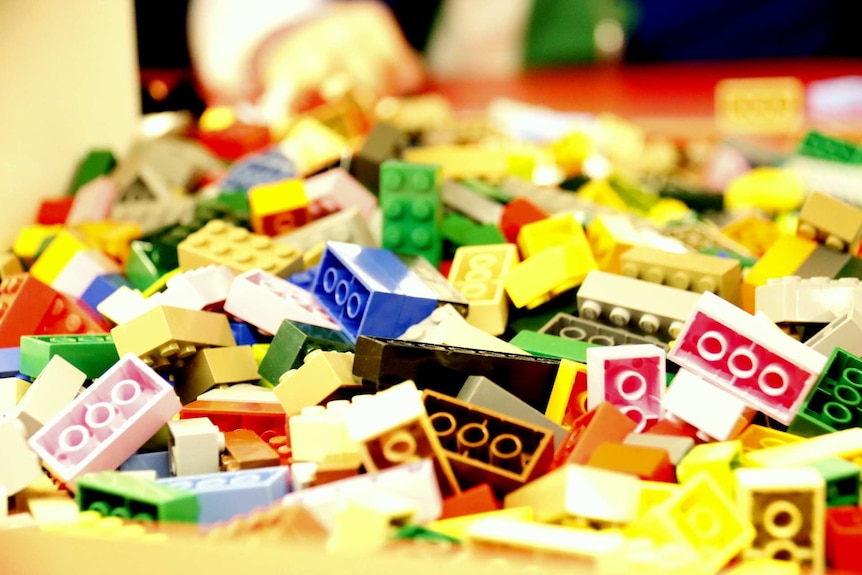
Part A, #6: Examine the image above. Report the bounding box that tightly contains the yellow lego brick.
[403,144,509,181]
[0,252,23,281]
[27,497,80,527]
[327,491,418,553]
[627,473,755,574]
[578,178,629,212]
[724,559,800,575]
[516,212,590,259]
[596,113,645,166]
[274,350,359,415]
[587,214,642,274]
[110,305,236,370]
[741,234,817,313]
[551,130,593,177]
[278,116,350,176]
[428,506,533,541]
[506,150,536,181]
[248,179,309,236]
[720,215,780,258]
[199,105,235,132]
[620,245,742,306]
[724,167,806,213]
[177,219,303,278]
[374,93,455,133]
[13,224,63,265]
[447,243,519,336]
[466,517,626,559]
[142,267,180,297]
[676,441,743,499]
[744,427,862,468]
[638,480,681,520]
[737,424,803,453]
[74,220,142,264]
[715,77,805,135]
[504,242,595,309]
[28,230,89,285]
[42,510,167,542]
[596,536,705,575]
[544,359,588,427]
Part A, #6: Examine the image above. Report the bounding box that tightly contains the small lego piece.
[0,274,63,347]
[379,160,443,266]
[544,359,589,427]
[402,144,508,181]
[825,506,862,571]
[248,178,309,236]
[395,253,470,316]
[441,180,504,226]
[19,334,119,381]
[429,506,532,542]
[504,242,596,309]
[174,345,259,404]
[447,243,518,336]
[587,344,666,433]
[793,244,854,280]
[304,167,378,220]
[274,350,361,415]
[805,304,862,357]
[28,353,181,485]
[166,418,224,476]
[68,149,117,195]
[807,457,860,507]
[0,376,29,417]
[585,442,676,483]
[288,400,362,471]
[178,219,303,278]
[735,467,825,570]
[154,264,236,313]
[221,429,280,471]
[577,270,701,341]
[400,304,526,356]
[13,354,87,438]
[274,207,376,256]
[552,402,638,469]
[49,249,122,300]
[663,369,756,442]
[327,491,419,553]
[715,76,804,135]
[797,130,862,164]
[742,235,818,313]
[76,471,198,522]
[257,320,353,386]
[66,176,118,225]
[789,347,862,437]
[756,276,862,325]
[180,399,286,438]
[499,197,548,244]
[278,116,348,176]
[538,311,668,349]
[747,427,862,468]
[669,291,827,425]
[28,230,89,286]
[737,424,803,453]
[439,483,500,520]
[0,417,41,496]
[676,441,744,498]
[623,432,695,466]
[119,451,170,479]
[159,466,290,526]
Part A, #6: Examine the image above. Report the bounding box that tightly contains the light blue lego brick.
[219,148,296,192]
[0,347,20,377]
[119,451,171,479]
[157,466,290,525]
[311,241,439,342]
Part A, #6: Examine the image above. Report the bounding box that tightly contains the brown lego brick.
[222,429,280,471]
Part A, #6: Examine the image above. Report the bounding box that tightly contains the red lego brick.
[36,197,75,225]
[552,402,638,469]
[440,483,501,520]
[826,506,862,572]
[180,399,287,439]
[585,441,676,483]
[0,274,59,347]
[499,197,549,244]
[35,293,110,336]
[197,122,271,161]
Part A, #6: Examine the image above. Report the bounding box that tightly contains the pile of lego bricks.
[4,90,862,575]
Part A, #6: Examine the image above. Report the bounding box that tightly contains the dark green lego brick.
[19,334,119,380]
[392,524,461,545]
[124,240,172,291]
[68,150,117,195]
[808,457,860,507]
[195,191,251,227]
[836,255,862,280]
[257,320,354,385]
[76,472,198,523]
[508,330,597,364]
[788,347,862,437]
[350,121,407,194]
[659,182,725,213]
[797,130,862,164]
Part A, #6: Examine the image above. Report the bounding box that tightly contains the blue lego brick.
[311,241,440,342]
[380,160,443,267]
[219,147,296,193]
[0,347,21,377]
[230,320,260,346]
[287,265,319,292]
[119,450,171,479]
[157,466,290,525]
[80,273,133,314]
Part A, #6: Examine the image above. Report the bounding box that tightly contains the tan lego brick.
[797,191,862,253]
[175,345,260,404]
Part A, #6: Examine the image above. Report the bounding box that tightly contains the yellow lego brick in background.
[578,178,628,212]
[715,77,805,135]
[428,507,533,541]
[744,427,862,468]
[741,234,817,313]
[142,268,180,297]
[178,219,303,278]
[403,144,508,181]
[638,480,682,519]
[596,113,645,166]
[447,243,519,336]
[724,167,805,213]
[720,215,780,258]
[676,441,743,500]
[75,220,143,264]
[587,214,641,274]
[551,130,593,177]
[13,224,63,265]
[0,252,23,281]
[504,242,595,309]
[278,116,350,176]
[374,93,455,134]
[248,179,309,236]
[28,230,90,285]
[327,492,418,553]
[516,212,590,259]
[737,424,803,453]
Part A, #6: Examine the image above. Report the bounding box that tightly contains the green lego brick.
[392,524,461,544]
[797,130,862,164]
[68,150,117,195]
[441,213,506,248]
[195,191,251,227]
[19,334,119,380]
[257,320,353,385]
[659,182,725,213]
[608,175,660,214]
[836,255,862,280]
[789,347,862,437]
[807,457,860,507]
[698,247,759,270]
[508,330,597,364]
[380,160,444,267]
[76,471,199,523]
[124,240,172,291]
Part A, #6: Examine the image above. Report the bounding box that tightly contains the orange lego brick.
[222,429,280,471]
[35,292,110,336]
[742,235,818,313]
[552,402,638,468]
[439,483,501,520]
[585,441,676,483]
[180,399,286,439]
[177,219,303,278]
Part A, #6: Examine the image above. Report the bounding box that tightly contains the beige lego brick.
[797,191,862,253]
[13,355,86,438]
[403,144,509,181]
[447,243,519,336]
[178,219,303,278]
[745,427,862,468]
[27,497,80,527]
[289,400,362,470]
[326,491,418,553]
[278,117,350,176]
[374,93,455,134]
[175,345,260,404]
[399,304,527,355]
[274,350,359,415]
[715,77,805,135]
[110,305,235,370]
[465,517,626,559]
[620,245,742,306]
[0,376,30,417]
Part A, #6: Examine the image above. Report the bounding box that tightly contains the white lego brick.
[586,344,666,433]
[441,180,505,225]
[28,497,80,527]
[50,249,121,299]
[466,517,626,558]
[65,176,118,225]
[578,270,701,340]
[0,417,42,496]
[14,355,87,438]
[735,467,825,571]
[274,350,358,415]
[96,285,149,325]
[0,485,6,518]
[289,401,362,469]
[0,512,38,531]
[280,459,442,531]
[756,276,862,324]
[341,380,426,444]
[224,268,340,334]
[0,377,30,418]
[663,370,754,442]
[805,305,862,357]
[274,207,375,253]
[504,464,642,525]
[668,291,828,425]
[158,264,236,311]
[167,418,224,476]
[303,167,378,219]
[196,383,280,404]
[399,304,527,355]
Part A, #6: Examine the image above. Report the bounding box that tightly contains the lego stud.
[825,234,846,252]
[685,504,722,541]
[456,422,490,461]
[558,326,587,341]
[383,227,404,247]
[615,370,647,401]
[620,263,639,278]
[430,411,458,450]
[64,314,84,333]
[159,342,180,358]
[411,200,434,221]
[381,429,418,464]
[409,171,433,192]
[728,348,758,379]
[840,367,862,389]
[87,501,112,516]
[668,321,685,339]
[796,222,817,240]
[579,300,602,321]
[608,306,631,327]
[410,228,432,248]
[489,433,524,473]
[694,276,717,293]
[822,401,853,428]
[757,364,790,396]
[643,267,665,284]
[668,271,690,290]
[637,314,660,334]
[696,330,728,362]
